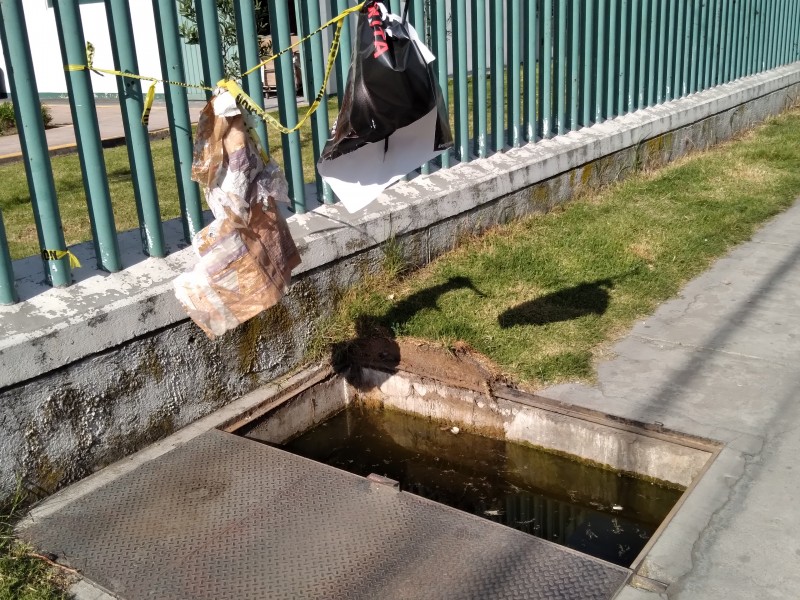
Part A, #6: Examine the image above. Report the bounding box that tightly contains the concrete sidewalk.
[541,200,800,598]
[0,100,204,162]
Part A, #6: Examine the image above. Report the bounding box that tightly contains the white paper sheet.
[317,108,442,213]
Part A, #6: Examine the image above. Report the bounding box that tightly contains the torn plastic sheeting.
[317,0,453,213]
[174,91,301,339]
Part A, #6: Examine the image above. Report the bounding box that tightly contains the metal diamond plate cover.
[21,430,630,600]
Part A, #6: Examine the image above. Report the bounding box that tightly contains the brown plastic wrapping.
[174,92,301,339]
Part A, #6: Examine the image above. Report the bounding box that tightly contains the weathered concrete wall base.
[2,65,799,504]
[349,368,711,488]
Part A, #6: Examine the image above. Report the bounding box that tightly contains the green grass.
[0,494,70,600]
[313,107,800,387]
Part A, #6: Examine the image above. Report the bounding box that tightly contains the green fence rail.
[0,0,799,302]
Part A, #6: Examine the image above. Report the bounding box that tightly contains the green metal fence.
[0,0,799,304]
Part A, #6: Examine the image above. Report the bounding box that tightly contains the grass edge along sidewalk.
[1,491,71,600]
[312,107,800,389]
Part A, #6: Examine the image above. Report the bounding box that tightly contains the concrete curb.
[0,126,174,166]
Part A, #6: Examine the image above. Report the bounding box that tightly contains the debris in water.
[450,426,460,434]
[483,509,504,516]
[612,504,624,511]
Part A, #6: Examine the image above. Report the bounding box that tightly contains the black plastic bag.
[320,0,452,162]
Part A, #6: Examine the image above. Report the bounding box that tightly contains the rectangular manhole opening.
[226,364,719,570]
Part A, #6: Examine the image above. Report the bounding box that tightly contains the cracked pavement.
[542,200,800,598]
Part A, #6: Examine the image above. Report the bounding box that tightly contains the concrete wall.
[1,63,799,505]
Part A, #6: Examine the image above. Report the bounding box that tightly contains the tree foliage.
[177,0,270,79]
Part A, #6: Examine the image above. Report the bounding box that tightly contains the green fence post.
[53,0,121,272]
[793,0,800,62]
[753,0,762,74]
[525,0,539,139]
[195,0,225,92]
[452,0,470,161]
[541,0,553,135]
[621,0,632,114]
[682,0,693,95]
[753,0,763,73]
[0,0,72,287]
[674,0,686,97]
[432,0,451,166]
[410,0,432,174]
[792,1,797,65]
[764,0,777,70]
[331,0,353,107]
[776,0,784,65]
[743,0,752,74]
[789,0,798,63]
[738,0,747,75]
[656,0,667,102]
[705,0,714,84]
[766,0,777,69]
[268,0,306,212]
[761,0,770,69]
[709,0,720,85]
[749,0,757,74]
[472,0,488,157]
[665,0,677,98]
[0,209,15,304]
[689,0,701,92]
[780,0,789,65]
[722,0,733,82]
[758,0,767,68]
[556,0,567,133]
[628,0,650,112]
[152,0,204,242]
[297,0,333,203]
[583,0,595,127]
[508,0,522,144]
[748,0,761,75]
[698,0,709,90]
[234,0,269,152]
[596,0,606,121]
[569,0,580,130]
[647,0,658,104]
[606,0,618,118]
[781,0,792,64]
[105,0,165,258]
[732,0,742,79]
[766,0,775,67]
[791,0,798,62]
[491,0,506,150]
[734,0,745,77]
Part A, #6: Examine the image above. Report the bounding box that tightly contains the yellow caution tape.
[64,2,365,135]
[218,3,351,136]
[41,249,82,269]
[241,2,364,78]
[142,82,157,126]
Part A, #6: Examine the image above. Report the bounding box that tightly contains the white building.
[0,0,196,99]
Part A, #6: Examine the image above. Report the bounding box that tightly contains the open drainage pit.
[229,362,718,573]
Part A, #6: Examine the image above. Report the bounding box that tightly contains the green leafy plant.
[0,102,52,136]
[0,103,15,134]
[177,0,270,79]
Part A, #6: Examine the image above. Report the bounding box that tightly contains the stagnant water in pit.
[281,404,684,566]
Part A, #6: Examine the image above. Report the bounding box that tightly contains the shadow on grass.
[498,278,614,328]
[332,276,484,388]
